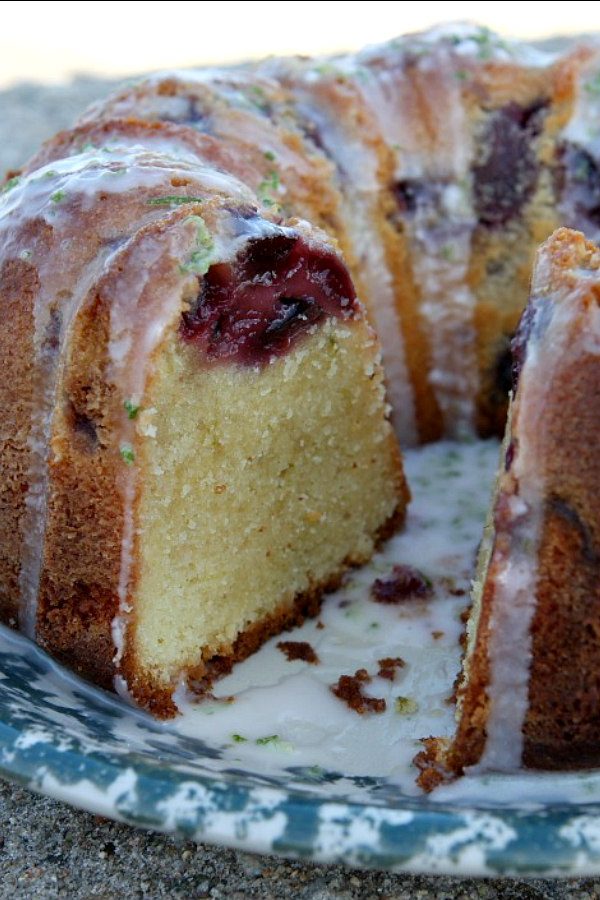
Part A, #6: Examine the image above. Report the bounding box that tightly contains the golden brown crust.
[35,289,123,691]
[469,59,578,437]
[448,229,600,775]
[0,256,39,623]
[523,353,600,767]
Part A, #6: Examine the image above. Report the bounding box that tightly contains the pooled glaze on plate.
[3,439,600,875]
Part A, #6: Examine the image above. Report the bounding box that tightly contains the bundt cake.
[0,140,406,714]
[79,24,600,444]
[435,227,600,777]
[2,24,600,749]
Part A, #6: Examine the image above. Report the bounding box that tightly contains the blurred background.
[2,0,600,87]
[0,0,599,173]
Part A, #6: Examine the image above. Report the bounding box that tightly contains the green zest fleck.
[258,170,281,208]
[231,734,248,743]
[256,734,279,745]
[472,27,509,60]
[248,84,268,111]
[1,176,20,194]
[50,190,67,204]
[120,445,135,465]
[454,69,469,81]
[148,195,205,207]
[574,156,593,182]
[263,150,277,162]
[255,734,293,751]
[32,169,58,182]
[124,399,140,420]
[395,696,418,715]
[180,215,215,276]
[585,73,600,96]
[440,245,454,261]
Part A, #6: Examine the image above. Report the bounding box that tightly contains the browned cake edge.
[416,229,600,789]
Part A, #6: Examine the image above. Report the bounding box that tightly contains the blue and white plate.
[3,441,600,876]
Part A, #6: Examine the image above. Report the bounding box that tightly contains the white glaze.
[352,43,479,439]
[170,440,498,794]
[559,52,600,241]
[271,64,418,445]
[357,23,559,70]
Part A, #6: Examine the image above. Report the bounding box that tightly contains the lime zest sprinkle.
[258,170,281,208]
[50,190,67,203]
[584,73,600,96]
[255,734,293,751]
[256,734,279,745]
[148,195,205,206]
[120,445,135,465]
[1,176,20,194]
[231,734,248,743]
[395,696,418,715]
[179,215,215,276]
[124,399,140,420]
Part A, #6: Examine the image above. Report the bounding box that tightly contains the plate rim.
[3,709,600,878]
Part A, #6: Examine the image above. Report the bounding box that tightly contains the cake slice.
[442,228,600,776]
[0,142,407,715]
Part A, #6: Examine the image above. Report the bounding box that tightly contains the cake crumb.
[277,640,319,664]
[316,620,325,630]
[377,656,405,680]
[370,564,433,604]
[414,737,454,792]
[331,668,386,714]
[431,630,444,640]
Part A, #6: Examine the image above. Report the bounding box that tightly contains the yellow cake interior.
[131,317,403,685]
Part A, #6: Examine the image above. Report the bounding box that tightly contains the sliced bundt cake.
[0,140,406,715]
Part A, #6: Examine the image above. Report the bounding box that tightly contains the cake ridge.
[4,25,600,765]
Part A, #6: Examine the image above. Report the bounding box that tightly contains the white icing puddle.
[6,436,600,809]
[171,439,498,796]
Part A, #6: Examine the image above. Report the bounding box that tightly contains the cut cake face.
[0,139,407,714]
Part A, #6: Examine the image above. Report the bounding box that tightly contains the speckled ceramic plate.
[3,442,600,877]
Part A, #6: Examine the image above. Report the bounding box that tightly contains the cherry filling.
[558,144,600,230]
[473,101,547,228]
[180,232,357,365]
[511,295,554,393]
[511,300,539,390]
